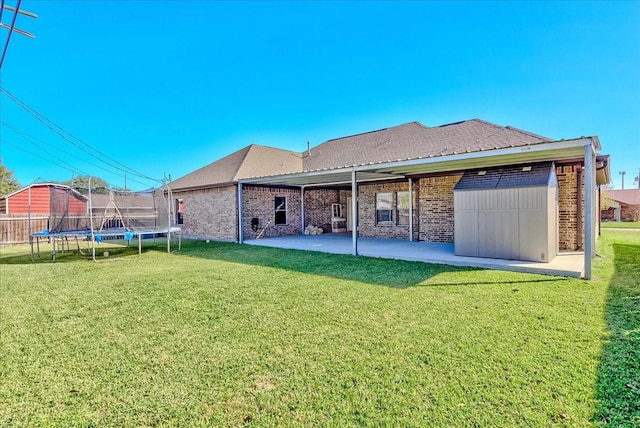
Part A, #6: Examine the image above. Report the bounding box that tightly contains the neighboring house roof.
[605,189,640,206]
[90,193,157,209]
[302,119,552,171]
[454,162,555,190]
[170,144,303,191]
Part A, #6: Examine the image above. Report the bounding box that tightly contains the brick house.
[170,119,610,278]
[601,189,640,222]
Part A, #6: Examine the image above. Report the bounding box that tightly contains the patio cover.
[238,136,609,279]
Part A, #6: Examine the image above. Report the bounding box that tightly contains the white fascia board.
[354,138,595,174]
[239,165,355,185]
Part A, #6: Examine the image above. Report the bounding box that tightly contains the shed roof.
[454,162,555,190]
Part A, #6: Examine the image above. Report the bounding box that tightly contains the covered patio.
[239,136,605,279]
[244,234,585,278]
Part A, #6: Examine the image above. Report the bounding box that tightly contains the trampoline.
[29,181,181,261]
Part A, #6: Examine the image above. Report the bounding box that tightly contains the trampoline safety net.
[48,186,174,234]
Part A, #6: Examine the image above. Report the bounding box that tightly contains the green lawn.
[0,232,638,427]
[601,221,640,229]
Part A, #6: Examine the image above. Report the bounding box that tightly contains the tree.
[0,163,21,196]
[63,175,110,194]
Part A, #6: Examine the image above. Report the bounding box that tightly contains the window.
[376,192,393,223]
[274,196,287,225]
[175,199,184,225]
[397,191,410,226]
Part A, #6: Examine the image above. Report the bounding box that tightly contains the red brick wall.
[418,174,461,243]
[175,186,238,241]
[303,189,341,232]
[356,181,419,240]
[242,186,301,239]
[556,164,583,250]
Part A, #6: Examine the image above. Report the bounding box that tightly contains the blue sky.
[1,1,639,190]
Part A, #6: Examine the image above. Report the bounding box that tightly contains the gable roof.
[605,189,640,206]
[171,118,603,189]
[302,119,552,172]
[170,144,302,191]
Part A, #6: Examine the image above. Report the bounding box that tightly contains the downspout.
[237,182,243,243]
[300,185,305,235]
[408,177,413,241]
[576,164,582,250]
[351,169,358,255]
[598,186,601,236]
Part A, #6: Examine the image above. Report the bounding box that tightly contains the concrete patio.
[244,234,585,278]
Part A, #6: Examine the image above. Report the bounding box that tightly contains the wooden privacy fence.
[0,215,50,244]
[1,213,165,244]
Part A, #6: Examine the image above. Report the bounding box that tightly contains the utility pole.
[635,168,640,189]
[0,1,37,69]
[619,171,626,190]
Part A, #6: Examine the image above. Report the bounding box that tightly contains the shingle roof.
[454,162,554,190]
[303,119,552,171]
[90,193,156,209]
[605,189,640,206]
[170,144,302,191]
[170,119,556,189]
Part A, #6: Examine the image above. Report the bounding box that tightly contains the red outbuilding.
[0,183,88,215]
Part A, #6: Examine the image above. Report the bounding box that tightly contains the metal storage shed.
[454,162,558,262]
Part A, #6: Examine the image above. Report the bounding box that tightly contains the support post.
[351,170,358,255]
[167,185,172,254]
[89,177,96,262]
[237,182,244,243]
[584,142,596,279]
[408,177,413,242]
[300,186,305,235]
[28,183,33,261]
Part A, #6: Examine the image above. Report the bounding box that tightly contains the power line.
[1,123,155,188]
[0,86,162,183]
[0,0,36,69]
[1,138,90,176]
[2,121,126,178]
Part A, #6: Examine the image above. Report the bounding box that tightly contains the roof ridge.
[440,118,551,141]
[232,145,255,182]
[504,125,551,141]
[251,143,301,155]
[323,121,421,143]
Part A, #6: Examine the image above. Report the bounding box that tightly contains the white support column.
[351,169,358,255]
[237,182,244,243]
[300,186,305,235]
[584,142,596,279]
[408,177,413,242]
